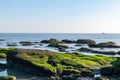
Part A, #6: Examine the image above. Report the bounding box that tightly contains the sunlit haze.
[0,0,120,33]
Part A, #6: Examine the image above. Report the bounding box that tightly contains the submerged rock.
[76,39,96,44]
[20,41,35,46]
[6,43,18,46]
[89,42,120,48]
[0,39,6,41]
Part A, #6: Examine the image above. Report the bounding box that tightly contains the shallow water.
[0,59,46,80]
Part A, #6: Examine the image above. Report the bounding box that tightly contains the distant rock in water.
[40,38,59,43]
[6,43,18,46]
[89,42,120,48]
[19,41,35,46]
[0,39,6,41]
[61,39,76,43]
[76,39,96,44]
[79,47,117,55]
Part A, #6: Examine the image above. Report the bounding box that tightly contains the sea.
[0,33,120,79]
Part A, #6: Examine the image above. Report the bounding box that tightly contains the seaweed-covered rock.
[79,47,117,55]
[89,42,120,48]
[0,53,6,58]
[61,39,76,43]
[76,39,96,44]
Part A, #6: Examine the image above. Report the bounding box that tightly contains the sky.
[0,0,120,33]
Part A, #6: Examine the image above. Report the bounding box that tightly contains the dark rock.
[81,70,93,77]
[101,67,113,76]
[76,39,96,44]
[20,41,35,46]
[62,75,74,80]
[0,39,6,41]
[79,47,117,55]
[61,39,76,43]
[117,51,120,55]
[74,44,83,46]
[0,63,7,68]
[89,42,120,48]
[40,40,50,43]
[6,43,18,46]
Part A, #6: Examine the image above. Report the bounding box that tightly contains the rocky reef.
[6,48,115,79]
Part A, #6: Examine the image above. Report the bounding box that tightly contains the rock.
[80,70,93,77]
[76,39,96,44]
[0,53,6,58]
[89,42,120,48]
[0,63,7,68]
[74,44,83,46]
[20,41,35,46]
[61,39,76,43]
[6,43,18,46]
[79,47,117,55]
[0,39,6,41]
[117,51,120,55]
[101,67,113,76]
[40,40,50,43]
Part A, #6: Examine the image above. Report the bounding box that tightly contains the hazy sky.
[0,0,120,33]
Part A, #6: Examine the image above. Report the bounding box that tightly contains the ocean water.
[0,33,120,54]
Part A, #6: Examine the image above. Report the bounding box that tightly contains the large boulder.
[76,39,96,44]
[89,42,120,48]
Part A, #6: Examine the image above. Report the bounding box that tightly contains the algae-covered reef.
[6,49,116,77]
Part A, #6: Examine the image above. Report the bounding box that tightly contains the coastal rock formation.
[76,39,96,44]
[6,49,115,78]
[89,42,120,48]
[79,47,117,55]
